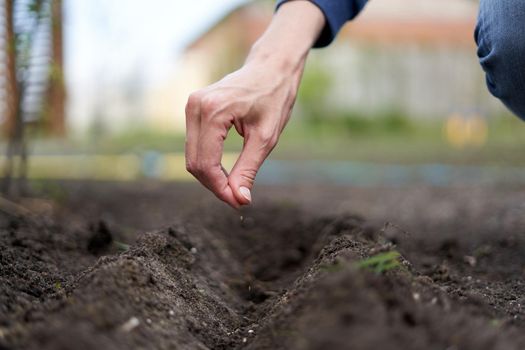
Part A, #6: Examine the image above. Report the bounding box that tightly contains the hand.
[185,57,302,208]
[185,1,325,208]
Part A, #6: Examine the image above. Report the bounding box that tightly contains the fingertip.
[216,185,243,209]
[238,186,252,205]
[228,178,253,206]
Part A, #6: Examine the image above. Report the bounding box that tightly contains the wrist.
[245,0,324,74]
[246,42,305,75]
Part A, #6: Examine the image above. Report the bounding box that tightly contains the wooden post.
[47,0,66,136]
[3,0,18,138]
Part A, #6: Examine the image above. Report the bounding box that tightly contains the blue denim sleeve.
[276,0,368,48]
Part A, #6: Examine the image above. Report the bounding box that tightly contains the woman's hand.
[185,1,324,208]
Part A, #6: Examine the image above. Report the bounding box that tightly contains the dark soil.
[0,181,524,349]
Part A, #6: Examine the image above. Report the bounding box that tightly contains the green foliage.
[296,57,332,122]
[15,0,51,70]
[299,109,414,137]
[28,0,47,17]
[30,180,68,203]
[114,241,130,252]
[319,260,345,273]
[357,251,401,274]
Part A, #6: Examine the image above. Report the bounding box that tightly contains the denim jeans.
[476,0,525,120]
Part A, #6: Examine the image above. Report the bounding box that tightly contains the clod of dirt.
[87,221,113,255]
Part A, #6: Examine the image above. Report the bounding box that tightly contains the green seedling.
[114,241,130,252]
[490,319,501,328]
[357,251,401,274]
[319,260,345,273]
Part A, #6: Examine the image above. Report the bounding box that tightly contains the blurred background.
[0,0,524,194]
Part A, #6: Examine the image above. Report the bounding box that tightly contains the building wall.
[321,42,505,119]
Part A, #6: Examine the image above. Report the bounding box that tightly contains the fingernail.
[239,186,251,202]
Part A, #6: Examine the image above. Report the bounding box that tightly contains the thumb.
[228,133,276,205]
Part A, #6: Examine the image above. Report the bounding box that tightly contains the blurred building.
[161,0,505,132]
[146,1,272,132]
[326,0,502,120]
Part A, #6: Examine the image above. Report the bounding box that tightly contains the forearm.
[246,1,325,73]
[185,1,325,208]
[277,0,368,47]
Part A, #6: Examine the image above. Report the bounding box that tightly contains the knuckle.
[256,129,278,150]
[185,160,196,174]
[192,161,211,177]
[240,171,256,184]
[186,92,202,115]
[200,96,221,120]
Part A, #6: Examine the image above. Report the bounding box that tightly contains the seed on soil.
[120,317,140,332]
[146,318,152,324]
[412,293,421,301]
[190,247,197,254]
[463,256,477,267]
[169,310,175,316]
[242,337,247,343]
[248,329,254,334]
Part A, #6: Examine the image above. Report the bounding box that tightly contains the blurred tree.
[3,0,18,138]
[1,0,49,196]
[44,0,65,136]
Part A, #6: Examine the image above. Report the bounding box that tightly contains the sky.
[64,0,246,106]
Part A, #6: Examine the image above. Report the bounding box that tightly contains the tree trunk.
[3,0,18,138]
[46,0,66,136]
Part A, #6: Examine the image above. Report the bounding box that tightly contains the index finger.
[185,94,201,170]
[195,116,241,208]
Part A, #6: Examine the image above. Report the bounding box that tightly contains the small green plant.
[114,241,130,252]
[357,251,401,274]
[490,319,501,328]
[319,260,345,273]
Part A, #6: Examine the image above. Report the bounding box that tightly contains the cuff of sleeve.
[276,0,364,48]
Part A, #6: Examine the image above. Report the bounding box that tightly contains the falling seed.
[146,318,152,324]
[248,329,254,334]
[169,310,175,316]
[242,337,247,343]
[412,293,420,301]
[120,317,140,332]
[240,216,244,222]
[190,247,197,254]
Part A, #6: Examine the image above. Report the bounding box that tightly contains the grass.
[275,114,525,165]
[357,251,402,274]
[7,113,525,167]
[320,251,402,275]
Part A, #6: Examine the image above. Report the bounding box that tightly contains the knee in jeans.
[477,24,525,101]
